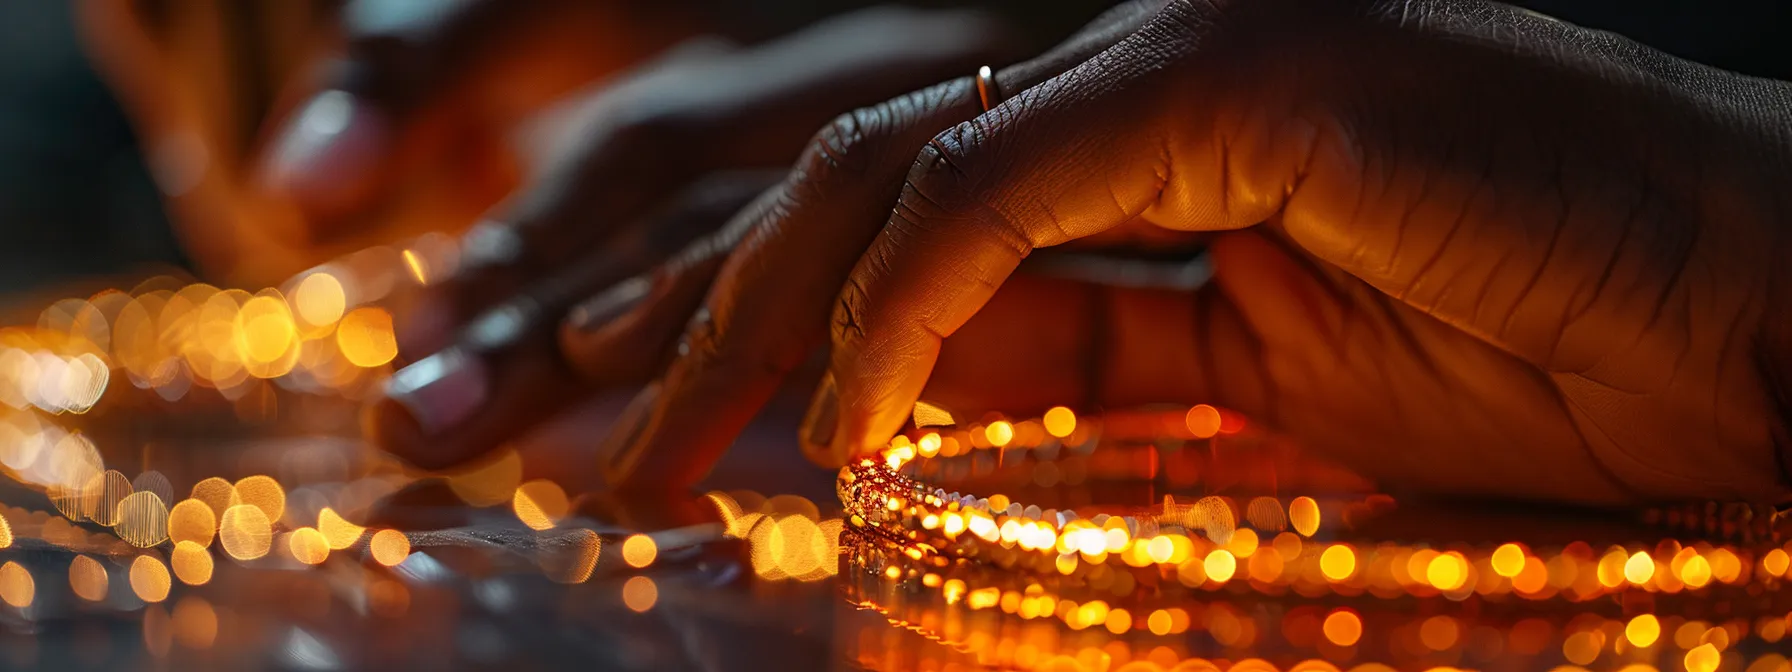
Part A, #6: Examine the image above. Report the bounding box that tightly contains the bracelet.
[841,527,1792,671]
[837,406,1792,603]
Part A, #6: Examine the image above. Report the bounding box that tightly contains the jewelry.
[975,65,1003,112]
[837,406,1792,603]
[842,525,1792,671]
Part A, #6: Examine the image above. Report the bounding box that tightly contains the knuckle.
[797,81,964,188]
[679,303,808,382]
[831,278,872,350]
[892,121,995,227]
[803,103,903,184]
[676,306,720,362]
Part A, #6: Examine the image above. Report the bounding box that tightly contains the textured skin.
[817,0,1792,504]
[578,0,1792,505]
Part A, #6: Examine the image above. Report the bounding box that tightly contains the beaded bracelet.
[837,406,1792,602]
[840,528,1792,672]
[838,530,1792,672]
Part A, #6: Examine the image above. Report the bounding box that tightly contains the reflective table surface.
[0,274,1789,672]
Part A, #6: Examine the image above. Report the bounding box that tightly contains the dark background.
[1,0,1786,297]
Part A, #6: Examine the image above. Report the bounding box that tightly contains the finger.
[395,6,1021,356]
[821,2,1315,458]
[366,173,772,470]
[557,235,733,384]
[263,0,664,226]
[597,1,1172,491]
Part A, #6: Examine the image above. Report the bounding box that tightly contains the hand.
[364,7,1025,468]
[596,0,1792,505]
[78,0,689,283]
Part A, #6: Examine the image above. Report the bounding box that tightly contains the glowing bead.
[1491,543,1526,578]
[985,422,1014,447]
[1684,644,1720,672]
[1624,551,1655,585]
[1184,405,1221,438]
[1043,407,1077,438]
[1320,545,1356,582]
[1626,614,1661,647]
[1204,550,1237,583]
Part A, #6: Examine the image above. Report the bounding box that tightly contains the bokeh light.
[68,555,108,602]
[622,576,658,613]
[984,421,1014,447]
[189,477,239,520]
[1492,543,1526,577]
[448,449,522,507]
[167,499,217,547]
[232,475,286,524]
[1043,407,1076,438]
[1685,643,1721,672]
[336,307,398,368]
[537,529,601,584]
[1289,497,1320,537]
[1626,614,1661,647]
[82,469,132,526]
[512,479,568,531]
[130,554,172,603]
[622,534,658,569]
[235,295,294,359]
[1420,615,1460,651]
[1205,550,1237,583]
[1426,552,1468,591]
[1322,610,1362,647]
[317,507,366,550]
[290,273,347,328]
[0,561,31,609]
[219,504,273,561]
[47,433,102,520]
[116,491,171,548]
[172,597,217,649]
[369,529,410,567]
[171,541,213,586]
[288,527,330,565]
[1320,545,1356,581]
[1184,405,1222,439]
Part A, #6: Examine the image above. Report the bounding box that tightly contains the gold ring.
[975,65,1002,112]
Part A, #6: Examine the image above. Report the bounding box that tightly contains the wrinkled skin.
[581,0,1792,505]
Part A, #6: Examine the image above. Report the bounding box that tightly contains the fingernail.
[568,276,651,333]
[599,382,662,484]
[265,90,388,201]
[799,373,842,467]
[382,348,488,435]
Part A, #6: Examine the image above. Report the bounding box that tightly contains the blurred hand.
[79,0,689,283]
[592,0,1792,505]
[258,0,707,237]
[363,7,1024,467]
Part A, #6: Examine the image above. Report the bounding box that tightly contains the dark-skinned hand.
[363,6,1028,468]
[578,0,1792,506]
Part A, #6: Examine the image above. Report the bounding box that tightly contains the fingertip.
[362,392,433,467]
[262,90,392,223]
[596,382,663,490]
[557,276,653,379]
[365,349,490,469]
[798,372,844,468]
